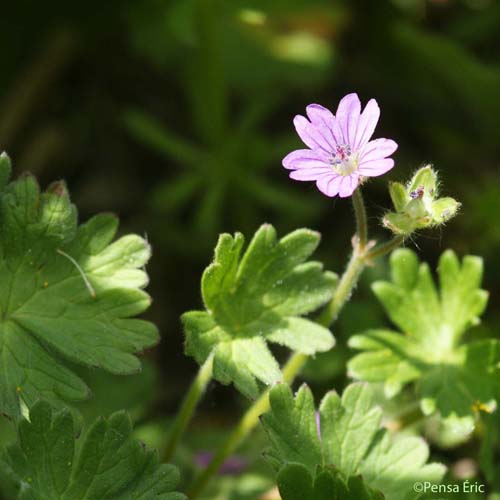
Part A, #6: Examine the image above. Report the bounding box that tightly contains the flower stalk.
[366,234,405,261]
[187,187,403,498]
[316,247,366,328]
[352,188,368,250]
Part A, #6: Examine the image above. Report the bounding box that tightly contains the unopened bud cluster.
[383,166,460,235]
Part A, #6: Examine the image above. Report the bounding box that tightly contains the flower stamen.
[330,144,358,176]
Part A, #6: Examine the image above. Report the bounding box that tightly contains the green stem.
[316,249,365,328]
[187,190,370,498]
[317,187,370,327]
[187,253,361,498]
[352,188,368,249]
[186,353,307,499]
[163,353,214,463]
[366,235,405,261]
[186,189,404,498]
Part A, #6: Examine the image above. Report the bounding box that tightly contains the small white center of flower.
[329,144,358,176]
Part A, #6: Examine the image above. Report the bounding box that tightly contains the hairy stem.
[163,353,214,462]
[352,188,368,249]
[187,250,362,498]
[366,235,405,260]
[316,249,365,327]
[186,189,405,498]
[187,353,307,499]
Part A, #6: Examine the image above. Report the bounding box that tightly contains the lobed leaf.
[0,401,185,499]
[0,155,158,417]
[348,248,495,431]
[183,224,337,398]
[276,463,384,500]
[262,383,445,500]
[263,384,322,475]
[320,384,382,477]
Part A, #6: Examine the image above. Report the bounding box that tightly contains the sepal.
[383,166,460,235]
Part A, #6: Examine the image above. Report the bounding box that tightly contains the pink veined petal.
[293,115,335,153]
[289,167,333,181]
[306,103,334,126]
[360,138,398,162]
[306,104,340,146]
[282,149,330,170]
[338,174,360,198]
[353,99,380,150]
[335,93,361,146]
[358,158,395,177]
[316,174,342,197]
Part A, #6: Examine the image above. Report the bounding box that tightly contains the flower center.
[329,144,358,176]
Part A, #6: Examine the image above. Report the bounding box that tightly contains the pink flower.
[283,93,398,198]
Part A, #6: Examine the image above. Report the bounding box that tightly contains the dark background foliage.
[0,0,499,497]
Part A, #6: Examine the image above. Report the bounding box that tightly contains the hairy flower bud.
[383,166,460,235]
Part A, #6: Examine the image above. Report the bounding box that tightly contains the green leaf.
[349,248,495,431]
[361,431,445,500]
[479,411,500,487]
[262,383,444,500]
[320,384,382,477]
[0,157,158,417]
[276,463,383,500]
[1,401,185,500]
[263,384,322,475]
[183,224,337,398]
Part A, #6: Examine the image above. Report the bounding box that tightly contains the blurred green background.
[0,0,499,497]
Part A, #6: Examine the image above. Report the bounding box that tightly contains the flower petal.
[360,138,398,162]
[306,104,334,126]
[306,104,340,146]
[289,167,332,181]
[293,115,334,153]
[335,93,361,146]
[282,149,330,170]
[338,174,360,198]
[358,158,395,177]
[353,99,380,149]
[316,174,342,197]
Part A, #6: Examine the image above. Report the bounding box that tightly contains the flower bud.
[383,166,460,235]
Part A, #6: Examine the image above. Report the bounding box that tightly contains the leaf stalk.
[163,352,214,463]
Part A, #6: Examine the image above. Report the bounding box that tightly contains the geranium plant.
[3,92,496,500]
